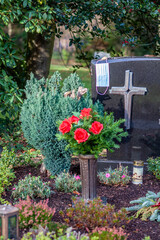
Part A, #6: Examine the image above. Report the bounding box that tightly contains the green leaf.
[23,0,27,8]
[43,13,47,20]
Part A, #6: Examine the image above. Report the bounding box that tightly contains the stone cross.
[109,70,147,130]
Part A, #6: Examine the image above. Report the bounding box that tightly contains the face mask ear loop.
[96,58,109,95]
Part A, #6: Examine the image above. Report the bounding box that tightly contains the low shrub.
[0,146,41,168]
[90,226,128,240]
[60,197,129,231]
[22,228,89,240]
[54,172,81,193]
[15,196,55,229]
[0,162,15,204]
[12,175,51,201]
[47,222,68,236]
[147,156,160,180]
[98,166,130,186]
[126,191,160,221]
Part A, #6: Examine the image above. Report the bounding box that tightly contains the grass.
[49,64,91,90]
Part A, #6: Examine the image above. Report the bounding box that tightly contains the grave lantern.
[0,204,19,240]
[132,160,144,184]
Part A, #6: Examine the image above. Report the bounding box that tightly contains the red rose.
[89,121,103,134]
[79,108,92,119]
[68,115,79,124]
[59,119,71,134]
[74,128,90,143]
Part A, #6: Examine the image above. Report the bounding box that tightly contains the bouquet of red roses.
[56,108,127,158]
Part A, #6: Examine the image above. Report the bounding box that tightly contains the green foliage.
[15,196,55,229]
[147,156,160,180]
[0,146,41,168]
[47,222,68,236]
[126,191,160,221]
[12,175,51,201]
[56,108,127,158]
[90,227,128,240]
[0,70,23,133]
[142,237,151,240]
[54,171,81,193]
[21,72,103,175]
[0,161,15,204]
[98,166,131,186]
[60,197,129,231]
[21,227,89,240]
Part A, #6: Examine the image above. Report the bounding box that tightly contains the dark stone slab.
[91,57,160,163]
[97,158,148,174]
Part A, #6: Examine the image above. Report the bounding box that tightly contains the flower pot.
[79,154,97,200]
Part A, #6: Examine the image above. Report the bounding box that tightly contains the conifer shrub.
[21,72,103,175]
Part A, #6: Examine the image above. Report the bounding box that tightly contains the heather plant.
[12,175,51,201]
[0,162,15,204]
[0,146,41,168]
[147,156,160,180]
[15,196,55,229]
[90,226,128,240]
[98,166,131,186]
[126,191,160,221]
[54,172,81,193]
[60,197,129,231]
[21,72,103,175]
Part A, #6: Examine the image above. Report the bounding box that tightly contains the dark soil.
[3,163,160,240]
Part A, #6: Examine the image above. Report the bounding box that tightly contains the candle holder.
[0,204,19,240]
[132,160,144,184]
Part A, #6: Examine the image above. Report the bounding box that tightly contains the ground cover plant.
[12,174,51,201]
[54,172,81,193]
[98,166,131,186]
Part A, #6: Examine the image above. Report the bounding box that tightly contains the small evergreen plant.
[54,171,81,193]
[12,174,51,200]
[21,72,103,175]
[147,156,160,180]
[126,191,160,221]
[98,166,131,186]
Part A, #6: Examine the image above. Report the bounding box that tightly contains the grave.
[91,57,160,171]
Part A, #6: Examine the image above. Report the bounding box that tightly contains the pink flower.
[121,175,125,178]
[12,188,15,190]
[74,175,80,180]
[105,173,110,178]
[29,173,31,175]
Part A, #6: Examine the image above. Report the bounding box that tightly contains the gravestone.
[91,57,160,167]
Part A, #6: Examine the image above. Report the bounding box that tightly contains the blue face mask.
[95,62,110,96]
[96,63,110,87]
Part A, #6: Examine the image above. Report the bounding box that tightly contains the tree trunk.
[26,25,55,80]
